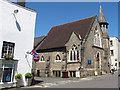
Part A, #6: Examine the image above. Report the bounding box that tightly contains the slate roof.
[34,36,46,49]
[36,15,96,50]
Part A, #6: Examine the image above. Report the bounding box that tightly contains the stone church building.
[34,6,111,78]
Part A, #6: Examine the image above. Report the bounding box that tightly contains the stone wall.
[34,16,110,77]
[34,51,66,77]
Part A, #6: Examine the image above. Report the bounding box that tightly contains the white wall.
[119,41,120,67]
[0,0,36,86]
[110,37,119,70]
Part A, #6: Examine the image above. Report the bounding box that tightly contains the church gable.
[65,32,81,47]
[91,16,103,47]
[84,15,103,48]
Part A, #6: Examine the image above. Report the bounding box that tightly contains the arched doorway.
[97,53,100,68]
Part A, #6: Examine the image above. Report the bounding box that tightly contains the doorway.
[37,70,40,77]
[97,53,100,68]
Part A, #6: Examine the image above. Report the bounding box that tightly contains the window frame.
[110,50,114,56]
[110,40,113,47]
[0,64,15,83]
[1,41,15,58]
[69,45,79,62]
[41,56,45,61]
[56,55,61,60]
[55,55,61,62]
[93,27,102,47]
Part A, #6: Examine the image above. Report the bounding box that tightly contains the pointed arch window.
[77,50,79,60]
[41,56,45,61]
[94,26,102,47]
[56,55,61,60]
[69,45,79,61]
[70,51,72,61]
[74,51,76,60]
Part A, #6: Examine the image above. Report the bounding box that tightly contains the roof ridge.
[52,15,95,28]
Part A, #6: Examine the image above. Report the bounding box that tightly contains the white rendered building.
[0,0,36,88]
[110,37,119,70]
[119,40,120,68]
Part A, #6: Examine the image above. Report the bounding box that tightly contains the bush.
[15,73,22,79]
[25,72,33,78]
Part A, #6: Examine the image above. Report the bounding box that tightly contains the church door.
[97,53,100,68]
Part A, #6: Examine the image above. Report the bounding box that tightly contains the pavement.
[118,69,120,88]
[2,71,118,89]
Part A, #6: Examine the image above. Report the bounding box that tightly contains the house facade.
[119,40,120,68]
[110,37,119,70]
[0,0,36,88]
[34,5,110,78]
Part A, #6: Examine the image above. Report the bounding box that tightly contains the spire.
[99,5,107,23]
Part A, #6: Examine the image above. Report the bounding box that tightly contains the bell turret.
[99,5,109,36]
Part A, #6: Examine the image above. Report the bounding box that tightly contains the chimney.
[17,0,25,7]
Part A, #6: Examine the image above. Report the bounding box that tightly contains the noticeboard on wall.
[88,60,91,64]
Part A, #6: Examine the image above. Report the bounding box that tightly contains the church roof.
[36,15,95,50]
[34,36,46,49]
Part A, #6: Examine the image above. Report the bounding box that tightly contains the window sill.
[111,55,114,56]
[92,45,103,50]
[0,81,16,84]
[0,58,19,61]
[38,61,45,63]
[55,60,62,62]
[67,61,80,63]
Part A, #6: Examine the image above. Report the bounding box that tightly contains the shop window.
[2,68,12,82]
[0,64,15,83]
[1,41,15,58]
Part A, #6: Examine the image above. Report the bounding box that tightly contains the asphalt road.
[48,72,118,88]
[5,72,118,89]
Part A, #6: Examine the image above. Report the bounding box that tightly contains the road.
[5,71,118,89]
[48,72,118,88]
